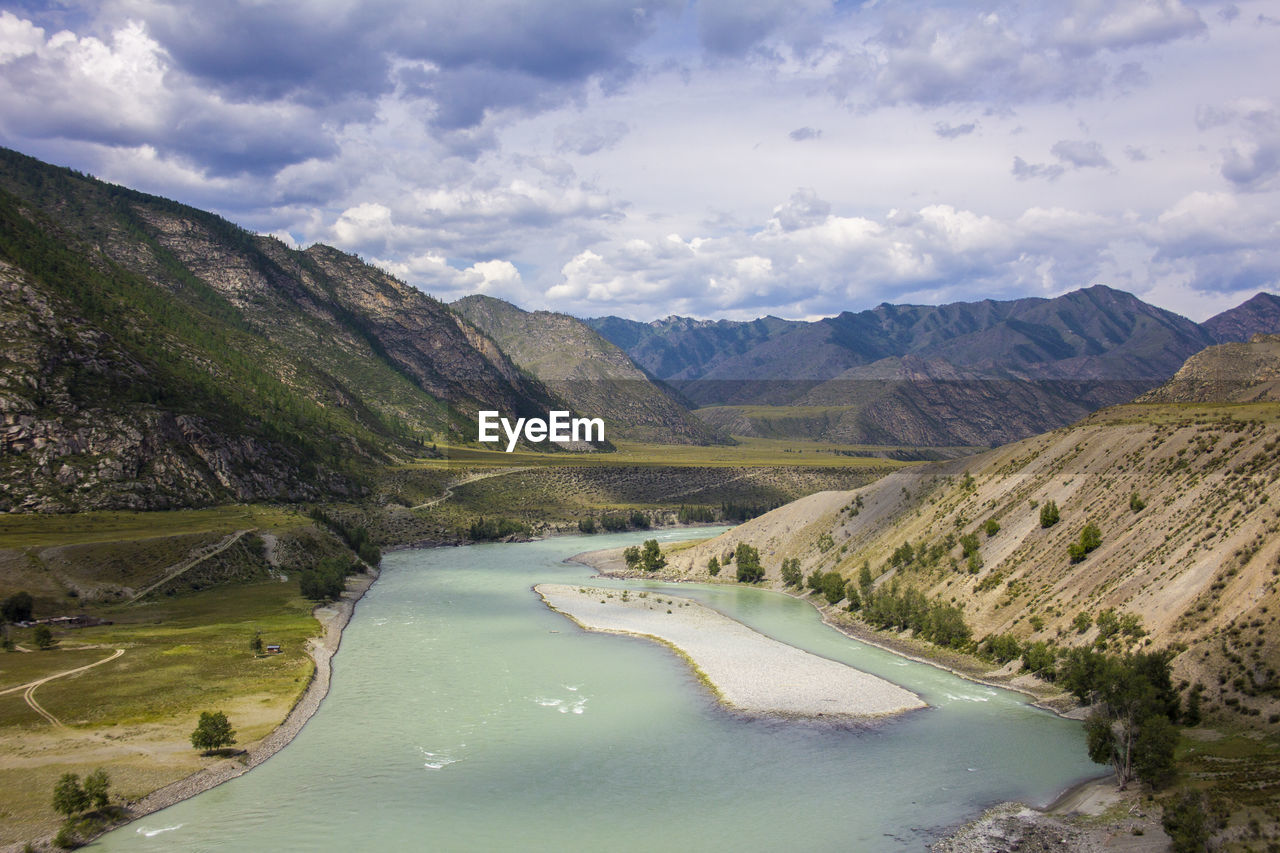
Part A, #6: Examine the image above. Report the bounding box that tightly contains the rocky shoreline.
[65,568,380,849]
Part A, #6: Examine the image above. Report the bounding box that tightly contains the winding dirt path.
[410,467,535,510]
[128,529,254,602]
[0,648,125,727]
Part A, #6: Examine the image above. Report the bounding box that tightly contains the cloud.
[695,0,832,57]
[934,121,977,138]
[1050,139,1112,169]
[1052,0,1206,55]
[788,126,822,141]
[1013,139,1112,180]
[1012,156,1066,182]
[539,188,1279,320]
[555,120,630,155]
[1216,103,1280,191]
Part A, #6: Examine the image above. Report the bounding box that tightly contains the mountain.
[0,146,577,512]
[1203,292,1280,342]
[590,287,1245,446]
[1139,333,1280,403]
[658,398,1280,726]
[451,295,724,445]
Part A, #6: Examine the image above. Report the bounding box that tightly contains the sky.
[0,1,1277,322]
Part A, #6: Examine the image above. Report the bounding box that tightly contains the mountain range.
[3,143,1280,512]
[451,295,722,445]
[589,289,1280,446]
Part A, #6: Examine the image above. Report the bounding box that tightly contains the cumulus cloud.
[788,126,822,141]
[1052,0,1206,55]
[540,189,1278,319]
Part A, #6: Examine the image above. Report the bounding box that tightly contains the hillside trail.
[410,467,535,510]
[0,647,125,727]
[127,529,254,602]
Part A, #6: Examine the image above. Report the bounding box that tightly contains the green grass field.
[411,435,923,470]
[0,579,322,846]
[0,504,306,549]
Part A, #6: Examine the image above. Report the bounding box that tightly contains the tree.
[1081,650,1180,788]
[52,773,89,818]
[83,768,111,809]
[707,556,721,577]
[250,632,264,655]
[34,624,54,650]
[858,562,874,603]
[1,591,33,623]
[821,572,846,605]
[622,546,641,569]
[191,711,236,753]
[780,558,802,588]
[1039,499,1060,528]
[639,539,666,572]
[734,543,764,583]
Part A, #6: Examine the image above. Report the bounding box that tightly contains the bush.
[1,591,33,622]
[983,518,1000,537]
[981,633,1022,664]
[577,518,597,534]
[1162,791,1209,853]
[1130,492,1147,513]
[1040,500,1060,528]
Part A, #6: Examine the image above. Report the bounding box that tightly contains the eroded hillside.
[664,401,1280,722]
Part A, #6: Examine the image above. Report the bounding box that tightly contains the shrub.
[1039,500,1060,528]
[1130,492,1147,513]
[983,518,1000,537]
[1161,791,1209,853]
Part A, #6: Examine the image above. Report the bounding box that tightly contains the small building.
[265,644,282,655]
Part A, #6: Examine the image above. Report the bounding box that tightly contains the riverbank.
[567,546,1165,851]
[40,568,381,852]
[570,545,1074,712]
[536,582,924,719]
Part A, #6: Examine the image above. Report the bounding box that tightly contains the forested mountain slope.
[0,147,572,511]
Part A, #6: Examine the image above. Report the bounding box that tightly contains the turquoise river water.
[92,528,1100,852]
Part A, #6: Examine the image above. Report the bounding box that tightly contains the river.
[92,528,1100,852]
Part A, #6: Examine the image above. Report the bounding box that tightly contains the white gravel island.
[535,583,925,719]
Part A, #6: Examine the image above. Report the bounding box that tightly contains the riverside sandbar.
[536,583,925,718]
